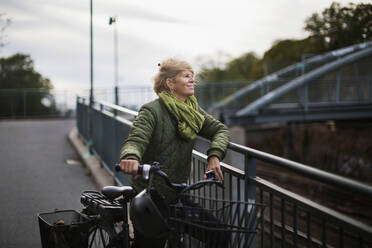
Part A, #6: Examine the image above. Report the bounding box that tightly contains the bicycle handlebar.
[115,162,224,194]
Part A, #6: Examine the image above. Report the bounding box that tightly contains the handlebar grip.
[115,164,144,175]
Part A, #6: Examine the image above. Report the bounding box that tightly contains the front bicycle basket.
[168,194,264,248]
[38,209,90,248]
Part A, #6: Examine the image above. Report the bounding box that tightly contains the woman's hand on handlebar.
[120,159,139,177]
[204,156,223,181]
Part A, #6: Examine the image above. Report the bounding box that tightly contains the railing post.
[88,99,94,154]
[76,96,79,133]
[23,89,26,117]
[245,154,257,247]
[354,62,363,101]
[336,70,341,104]
[370,78,372,103]
[115,86,119,106]
[244,155,256,200]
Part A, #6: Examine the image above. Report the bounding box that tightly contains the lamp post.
[90,0,94,106]
[109,16,119,105]
[88,0,94,153]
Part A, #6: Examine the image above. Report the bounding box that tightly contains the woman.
[119,58,229,247]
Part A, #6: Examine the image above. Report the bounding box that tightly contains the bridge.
[75,96,372,248]
[1,42,372,247]
[205,42,372,125]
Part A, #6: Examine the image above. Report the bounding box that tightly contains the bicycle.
[38,162,263,248]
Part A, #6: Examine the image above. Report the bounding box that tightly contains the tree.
[225,52,259,80]
[197,52,259,82]
[197,2,371,83]
[0,13,57,117]
[0,53,53,89]
[258,37,324,76]
[304,2,372,51]
[0,54,56,116]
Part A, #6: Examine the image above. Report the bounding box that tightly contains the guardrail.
[0,88,78,118]
[76,96,372,248]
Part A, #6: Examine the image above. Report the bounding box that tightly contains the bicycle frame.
[40,163,261,248]
[81,190,133,248]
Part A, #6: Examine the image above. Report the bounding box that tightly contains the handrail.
[255,177,372,237]
[192,150,245,178]
[229,142,372,197]
[211,41,372,111]
[95,99,139,116]
[237,45,372,115]
[78,96,372,198]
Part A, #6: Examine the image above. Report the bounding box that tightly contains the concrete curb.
[67,127,115,189]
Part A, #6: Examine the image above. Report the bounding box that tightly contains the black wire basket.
[38,210,90,248]
[168,194,264,248]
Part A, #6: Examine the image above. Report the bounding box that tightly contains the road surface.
[0,119,97,248]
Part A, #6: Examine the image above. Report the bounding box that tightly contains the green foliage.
[197,66,228,82]
[0,14,58,117]
[0,53,56,117]
[304,2,372,51]
[198,2,372,83]
[197,52,259,82]
[0,53,53,89]
[225,52,259,80]
[262,38,322,73]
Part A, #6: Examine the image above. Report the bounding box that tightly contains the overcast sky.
[0,0,366,90]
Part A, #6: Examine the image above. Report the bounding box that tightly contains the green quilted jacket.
[120,98,229,203]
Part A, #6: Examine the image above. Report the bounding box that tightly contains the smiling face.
[167,70,195,101]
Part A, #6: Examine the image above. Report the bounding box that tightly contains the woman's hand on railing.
[204,156,224,181]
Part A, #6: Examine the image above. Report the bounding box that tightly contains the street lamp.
[90,0,94,107]
[88,0,94,153]
[109,16,119,105]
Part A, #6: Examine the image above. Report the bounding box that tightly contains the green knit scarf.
[159,91,205,140]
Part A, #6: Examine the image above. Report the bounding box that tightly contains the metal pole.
[109,16,119,106]
[90,0,94,106]
[88,0,94,153]
[114,20,119,105]
[245,154,256,248]
[23,89,26,117]
[336,70,341,103]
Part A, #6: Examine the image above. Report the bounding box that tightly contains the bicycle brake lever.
[205,170,224,188]
[205,170,217,180]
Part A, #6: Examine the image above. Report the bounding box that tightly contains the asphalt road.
[0,119,97,248]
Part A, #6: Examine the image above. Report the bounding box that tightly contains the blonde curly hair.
[153,58,194,95]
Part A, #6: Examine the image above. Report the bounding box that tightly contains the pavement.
[0,119,109,248]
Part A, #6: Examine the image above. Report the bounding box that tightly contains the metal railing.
[212,41,372,111]
[0,88,80,118]
[218,77,372,111]
[76,96,372,247]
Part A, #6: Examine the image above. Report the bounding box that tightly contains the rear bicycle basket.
[80,190,124,218]
[168,194,264,248]
[38,209,90,248]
